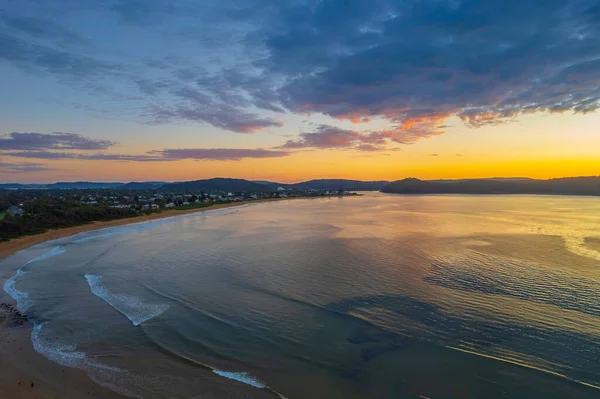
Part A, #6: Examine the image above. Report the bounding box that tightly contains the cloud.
[277,124,408,151]
[2,0,600,141]
[279,126,362,149]
[151,102,283,134]
[0,161,54,173]
[0,15,85,44]
[266,0,600,139]
[152,148,290,160]
[1,151,168,162]
[0,132,115,150]
[4,148,290,162]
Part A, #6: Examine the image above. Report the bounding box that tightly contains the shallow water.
[2,194,600,398]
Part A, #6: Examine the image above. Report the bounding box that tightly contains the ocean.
[2,193,600,398]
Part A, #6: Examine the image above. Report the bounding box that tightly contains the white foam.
[3,246,66,313]
[32,322,120,371]
[212,370,266,388]
[85,274,169,326]
[32,322,87,367]
[3,269,32,312]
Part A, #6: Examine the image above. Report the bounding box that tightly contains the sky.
[1,0,600,183]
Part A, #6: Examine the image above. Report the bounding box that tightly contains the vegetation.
[0,181,359,241]
[0,195,140,241]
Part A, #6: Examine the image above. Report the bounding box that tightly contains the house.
[164,203,175,208]
[7,205,24,216]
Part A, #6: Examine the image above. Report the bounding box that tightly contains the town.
[0,180,362,241]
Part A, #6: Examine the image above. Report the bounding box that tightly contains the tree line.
[0,195,138,241]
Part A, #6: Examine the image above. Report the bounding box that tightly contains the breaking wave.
[85,274,169,326]
[213,370,266,388]
[4,246,67,313]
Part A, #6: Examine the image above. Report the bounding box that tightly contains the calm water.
[2,194,600,398]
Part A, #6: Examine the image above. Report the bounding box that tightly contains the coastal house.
[7,205,24,215]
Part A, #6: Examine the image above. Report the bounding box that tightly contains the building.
[7,205,24,216]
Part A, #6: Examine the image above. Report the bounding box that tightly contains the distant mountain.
[288,179,389,191]
[161,178,273,193]
[252,180,282,186]
[0,178,387,192]
[0,183,29,190]
[119,181,166,190]
[48,182,124,189]
[0,182,125,190]
[382,177,600,196]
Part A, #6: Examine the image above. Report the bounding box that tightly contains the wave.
[85,274,169,326]
[4,246,67,313]
[141,332,286,398]
[213,370,265,388]
[446,345,600,391]
[25,246,66,265]
[212,369,287,398]
[4,269,32,312]
[32,321,119,371]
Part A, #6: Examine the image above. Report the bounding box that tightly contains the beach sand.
[0,303,129,399]
[0,197,312,398]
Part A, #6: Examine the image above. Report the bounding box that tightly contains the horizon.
[2,1,600,183]
[3,175,600,186]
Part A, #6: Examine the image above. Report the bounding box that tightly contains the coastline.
[0,196,308,262]
[0,196,308,399]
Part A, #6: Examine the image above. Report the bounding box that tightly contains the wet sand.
[0,197,316,399]
[0,304,129,399]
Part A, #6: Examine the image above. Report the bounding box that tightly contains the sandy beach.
[0,197,311,399]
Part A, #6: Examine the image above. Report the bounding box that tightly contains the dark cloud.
[264,0,600,139]
[0,30,121,79]
[0,161,54,173]
[152,89,283,133]
[2,0,600,141]
[0,132,116,150]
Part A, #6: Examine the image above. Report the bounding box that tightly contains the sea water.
[2,194,600,398]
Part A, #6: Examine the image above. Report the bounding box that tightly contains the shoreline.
[0,196,312,262]
[0,195,328,399]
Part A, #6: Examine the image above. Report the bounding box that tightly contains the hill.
[160,178,273,193]
[288,179,389,191]
[119,182,166,190]
[382,177,600,196]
